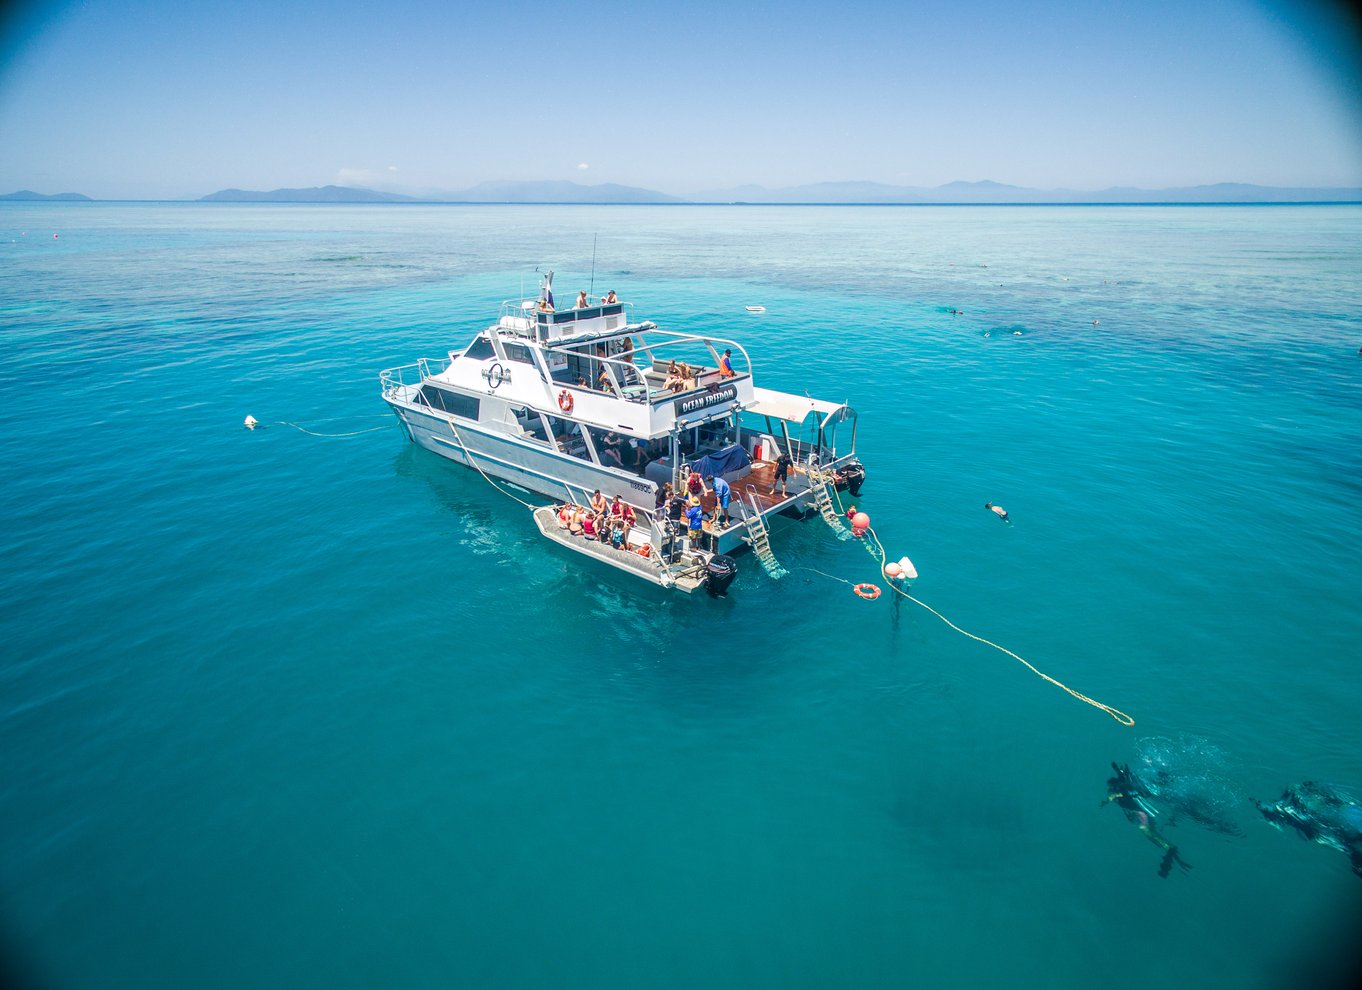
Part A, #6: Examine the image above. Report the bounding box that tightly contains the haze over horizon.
[1,0,1360,201]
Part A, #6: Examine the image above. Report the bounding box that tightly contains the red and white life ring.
[558,390,574,413]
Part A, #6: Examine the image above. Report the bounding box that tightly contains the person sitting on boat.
[596,367,615,396]
[538,297,554,313]
[664,360,683,392]
[555,504,573,529]
[719,349,735,378]
[589,489,608,515]
[597,512,612,544]
[600,431,624,467]
[686,469,703,497]
[576,374,589,388]
[568,508,586,536]
[610,519,626,549]
[609,495,634,524]
[575,290,589,309]
[680,362,697,391]
[603,290,618,304]
[582,511,597,540]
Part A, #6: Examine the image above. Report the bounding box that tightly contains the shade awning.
[746,386,848,424]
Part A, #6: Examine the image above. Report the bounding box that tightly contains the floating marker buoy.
[852,511,869,530]
[884,561,902,579]
[243,415,258,429]
[897,556,918,580]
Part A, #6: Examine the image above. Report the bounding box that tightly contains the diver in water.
[1255,781,1362,878]
[1102,763,1192,878]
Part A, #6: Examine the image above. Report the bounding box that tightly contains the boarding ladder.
[807,467,853,541]
[740,486,787,579]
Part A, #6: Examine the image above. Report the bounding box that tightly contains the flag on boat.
[542,270,554,309]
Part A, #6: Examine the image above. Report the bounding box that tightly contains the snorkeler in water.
[1255,781,1362,879]
[1102,762,1192,878]
[984,502,1010,523]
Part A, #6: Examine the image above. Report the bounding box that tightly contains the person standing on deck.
[707,475,731,527]
[773,450,793,496]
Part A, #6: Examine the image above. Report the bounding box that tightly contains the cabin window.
[502,342,534,364]
[461,336,495,361]
[421,386,480,420]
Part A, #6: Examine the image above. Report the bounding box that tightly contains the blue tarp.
[686,444,751,478]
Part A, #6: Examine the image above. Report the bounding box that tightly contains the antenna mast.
[589,234,597,296]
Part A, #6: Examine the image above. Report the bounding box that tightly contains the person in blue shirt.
[684,498,705,550]
[706,474,731,527]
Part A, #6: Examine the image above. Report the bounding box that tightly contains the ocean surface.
[2,203,1360,989]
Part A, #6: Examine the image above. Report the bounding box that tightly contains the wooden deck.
[701,461,808,534]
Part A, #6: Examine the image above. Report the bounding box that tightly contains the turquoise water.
[2,203,1361,989]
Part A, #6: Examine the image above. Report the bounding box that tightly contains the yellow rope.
[447,420,541,511]
[862,526,1135,727]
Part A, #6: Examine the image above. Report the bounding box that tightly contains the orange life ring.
[558,389,574,413]
[853,583,881,600]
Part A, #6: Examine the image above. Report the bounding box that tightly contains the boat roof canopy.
[747,386,852,425]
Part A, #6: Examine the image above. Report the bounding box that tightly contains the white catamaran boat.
[380,273,866,593]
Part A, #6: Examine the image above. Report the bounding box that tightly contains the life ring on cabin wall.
[853,583,881,600]
[558,390,574,413]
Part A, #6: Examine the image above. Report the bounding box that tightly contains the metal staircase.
[807,467,853,540]
[741,487,787,578]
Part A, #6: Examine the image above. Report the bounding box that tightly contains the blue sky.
[1,0,1359,198]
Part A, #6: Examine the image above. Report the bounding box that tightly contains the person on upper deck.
[538,297,554,313]
[719,349,735,378]
[603,290,618,304]
[664,360,683,393]
[575,290,589,309]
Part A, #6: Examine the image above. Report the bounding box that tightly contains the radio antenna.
[588,234,598,296]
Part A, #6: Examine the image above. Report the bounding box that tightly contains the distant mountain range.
[7,181,1361,204]
[687,179,1362,204]
[1,189,92,201]
[199,185,417,203]
[194,180,1362,204]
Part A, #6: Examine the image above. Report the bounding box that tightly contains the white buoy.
[897,556,918,580]
[243,415,258,429]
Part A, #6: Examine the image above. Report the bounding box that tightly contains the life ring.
[558,389,574,413]
[853,583,881,600]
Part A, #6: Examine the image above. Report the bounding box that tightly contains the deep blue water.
[2,203,1361,989]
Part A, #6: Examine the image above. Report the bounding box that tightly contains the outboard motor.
[840,460,866,497]
[704,554,738,598]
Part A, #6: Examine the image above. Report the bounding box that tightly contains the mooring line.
[847,525,1135,727]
